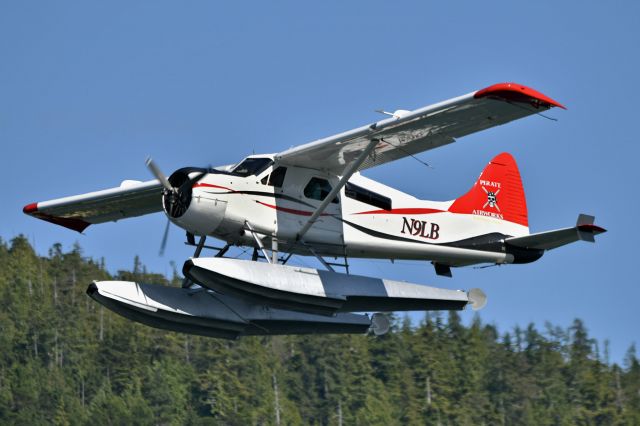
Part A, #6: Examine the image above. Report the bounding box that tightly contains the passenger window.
[304,178,338,203]
[345,182,392,210]
[268,167,287,188]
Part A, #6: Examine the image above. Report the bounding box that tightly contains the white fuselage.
[168,157,529,267]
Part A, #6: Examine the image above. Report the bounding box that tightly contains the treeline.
[0,235,638,425]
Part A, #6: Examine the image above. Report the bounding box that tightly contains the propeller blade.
[145,157,173,192]
[159,218,171,256]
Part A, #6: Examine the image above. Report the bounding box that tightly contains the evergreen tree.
[0,236,637,424]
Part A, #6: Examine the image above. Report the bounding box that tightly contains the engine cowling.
[163,168,227,236]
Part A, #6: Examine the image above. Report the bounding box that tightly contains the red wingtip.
[23,202,38,214]
[474,82,567,110]
[22,202,90,233]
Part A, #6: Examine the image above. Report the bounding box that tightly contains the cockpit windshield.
[230,158,273,177]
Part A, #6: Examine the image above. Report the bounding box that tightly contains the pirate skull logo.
[482,186,500,211]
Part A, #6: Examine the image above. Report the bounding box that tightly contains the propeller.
[145,157,210,256]
[145,157,173,192]
[159,216,171,256]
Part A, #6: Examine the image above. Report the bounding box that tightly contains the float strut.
[245,221,272,264]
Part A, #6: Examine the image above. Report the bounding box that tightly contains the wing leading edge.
[275,82,565,174]
[23,180,163,232]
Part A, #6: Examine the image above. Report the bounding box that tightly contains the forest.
[0,235,638,425]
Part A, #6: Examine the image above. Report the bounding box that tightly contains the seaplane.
[23,82,606,339]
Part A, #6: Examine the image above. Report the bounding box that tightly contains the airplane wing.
[23,180,163,232]
[275,82,565,174]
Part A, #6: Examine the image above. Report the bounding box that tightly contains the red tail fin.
[448,153,528,227]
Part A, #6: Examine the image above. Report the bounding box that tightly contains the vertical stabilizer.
[448,153,528,227]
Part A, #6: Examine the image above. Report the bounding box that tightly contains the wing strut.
[296,138,378,241]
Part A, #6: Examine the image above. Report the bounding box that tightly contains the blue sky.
[1,2,637,362]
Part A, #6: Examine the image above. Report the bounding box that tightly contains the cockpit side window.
[267,167,287,188]
[304,177,339,203]
[231,158,273,177]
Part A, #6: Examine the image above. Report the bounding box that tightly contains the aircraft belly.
[345,240,512,265]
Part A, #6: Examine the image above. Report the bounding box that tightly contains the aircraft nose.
[163,168,209,219]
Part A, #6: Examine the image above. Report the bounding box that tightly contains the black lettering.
[420,221,430,237]
[429,223,440,240]
[412,219,421,236]
[401,217,412,234]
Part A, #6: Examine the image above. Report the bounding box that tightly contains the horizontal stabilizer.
[505,214,606,251]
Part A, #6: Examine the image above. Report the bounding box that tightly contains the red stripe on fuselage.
[355,208,446,215]
[193,183,235,192]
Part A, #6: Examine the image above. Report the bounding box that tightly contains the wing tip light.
[474,82,567,110]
